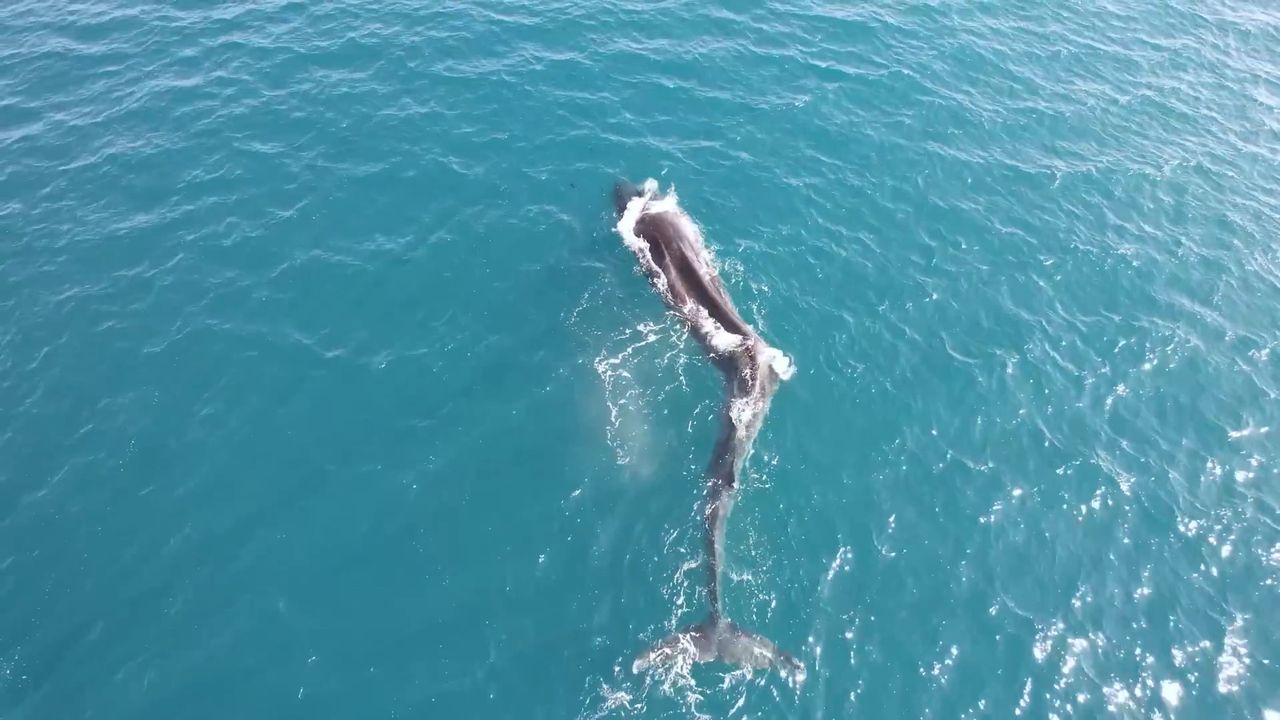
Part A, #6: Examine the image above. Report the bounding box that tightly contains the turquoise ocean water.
[3,1,1279,717]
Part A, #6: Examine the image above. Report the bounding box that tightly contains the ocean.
[2,1,1278,718]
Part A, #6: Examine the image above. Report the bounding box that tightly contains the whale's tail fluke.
[633,618,806,684]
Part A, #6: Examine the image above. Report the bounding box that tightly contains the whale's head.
[613,179,642,217]
[613,178,662,216]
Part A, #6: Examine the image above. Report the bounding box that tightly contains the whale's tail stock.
[633,618,806,684]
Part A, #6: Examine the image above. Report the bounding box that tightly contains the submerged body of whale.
[613,178,805,683]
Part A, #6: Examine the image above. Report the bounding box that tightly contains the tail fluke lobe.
[633,620,806,684]
[717,621,806,681]
[632,621,717,674]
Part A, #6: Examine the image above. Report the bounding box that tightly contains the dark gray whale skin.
[613,179,804,683]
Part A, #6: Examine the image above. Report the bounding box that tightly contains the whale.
[613,178,805,683]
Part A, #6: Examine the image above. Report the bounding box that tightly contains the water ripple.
[2,0,1280,717]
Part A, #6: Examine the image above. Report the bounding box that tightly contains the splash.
[1216,616,1249,694]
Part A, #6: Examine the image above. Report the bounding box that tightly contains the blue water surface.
[2,1,1279,718]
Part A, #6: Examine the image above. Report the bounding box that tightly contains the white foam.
[686,301,745,354]
[615,185,671,301]
[1160,680,1183,708]
[760,345,796,381]
[645,193,681,216]
[1216,616,1249,694]
[592,323,664,468]
[729,395,760,430]
[1213,614,1244,691]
